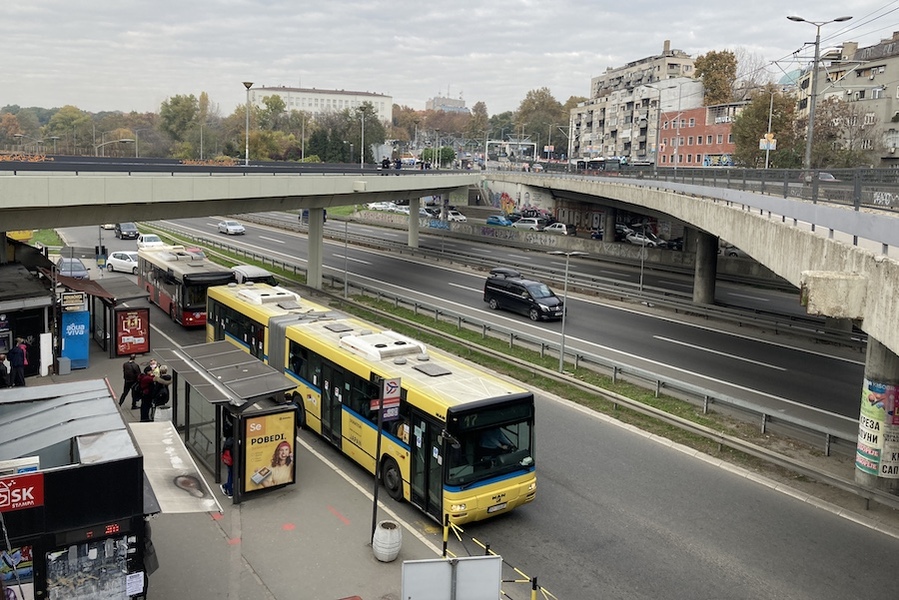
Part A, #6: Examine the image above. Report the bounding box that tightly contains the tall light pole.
[434,128,441,169]
[94,138,133,157]
[49,136,59,154]
[242,81,253,166]
[548,251,587,372]
[764,90,775,169]
[360,109,365,169]
[787,15,853,174]
[13,133,43,153]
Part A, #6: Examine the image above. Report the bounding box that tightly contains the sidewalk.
[42,341,442,600]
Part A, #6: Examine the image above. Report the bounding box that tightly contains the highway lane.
[58,224,894,599]
[157,216,865,423]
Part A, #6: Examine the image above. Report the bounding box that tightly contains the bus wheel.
[381,457,404,501]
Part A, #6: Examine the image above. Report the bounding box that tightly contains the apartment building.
[250,86,393,123]
[426,96,469,114]
[570,41,699,163]
[658,102,747,167]
[797,32,899,164]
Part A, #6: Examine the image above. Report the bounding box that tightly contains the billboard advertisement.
[243,411,296,492]
[114,308,150,357]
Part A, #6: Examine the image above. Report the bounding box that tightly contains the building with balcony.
[250,86,393,123]
[569,41,699,164]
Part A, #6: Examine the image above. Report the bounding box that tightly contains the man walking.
[120,354,141,407]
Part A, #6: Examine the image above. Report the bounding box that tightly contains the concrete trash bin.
[372,520,402,562]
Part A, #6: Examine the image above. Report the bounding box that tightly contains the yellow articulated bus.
[207,283,536,524]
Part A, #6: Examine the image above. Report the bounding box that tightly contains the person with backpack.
[119,354,142,407]
[147,366,173,421]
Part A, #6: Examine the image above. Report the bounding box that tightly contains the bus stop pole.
[370,396,384,542]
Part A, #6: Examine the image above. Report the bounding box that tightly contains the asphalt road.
[57,221,893,600]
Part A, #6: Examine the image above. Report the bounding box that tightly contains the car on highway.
[512,217,546,231]
[56,256,90,279]
[106,251,139,274]
[218,220,246,235]
[625,230,666,248]
[136,234,165,249]
[486,215,513,227]
[544,222,577,236]
[447,210,467,222]
[115,222,139,240]
[483,271,564,321]
[101,223,115,230]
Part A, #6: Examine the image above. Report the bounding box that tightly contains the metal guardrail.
[147,221,899,514]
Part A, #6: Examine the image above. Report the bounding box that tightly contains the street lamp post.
[13,133,43,153]
[242,81,253,166]
[645,83,676,176]
[548,251,587,372]
[764,90,775,169]
[787,15,853,174]
[360,110,365,169]
[434,129,440,169]
[94,138,134,157]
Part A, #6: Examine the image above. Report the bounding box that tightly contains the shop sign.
[0,472,45,513]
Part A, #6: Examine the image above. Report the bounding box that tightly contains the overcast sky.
[2,1,897,118]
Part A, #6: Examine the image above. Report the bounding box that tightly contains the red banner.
[115,307,150,356]
[0,472,44,513]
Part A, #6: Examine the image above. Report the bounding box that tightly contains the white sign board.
[402,555,502,600]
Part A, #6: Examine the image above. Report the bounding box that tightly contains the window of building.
[862,139,874,150]
[707,135,713,144]
[688,118,695,127]
[728,134,733,144]
[680,118,686,129]
[687,154,692,163]
[677,154,683,163]
[696,136,703,145]
[687,136,693,146]
[663,121,668,129]
[717,134,723,144]
[865,113,876,125]
[696,154,702,163]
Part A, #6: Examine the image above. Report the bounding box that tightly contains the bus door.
[408,410,444,521]
[319,361,344,447]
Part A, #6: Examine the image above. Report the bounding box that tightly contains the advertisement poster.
[2,545,35,600]
[45,536,132,600]
[115,308,150,357]
[244,412,296,492]
[856,379,899,476]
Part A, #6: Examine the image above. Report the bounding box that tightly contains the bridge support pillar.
[408,197,421,248]
[693,230,717,304]
[603,210,616,242]
[856,339,899,492]
[306,208,325,290]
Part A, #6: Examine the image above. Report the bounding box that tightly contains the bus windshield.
[446,420,534,487]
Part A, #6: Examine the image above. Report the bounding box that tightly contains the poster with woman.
[243,412,296,492]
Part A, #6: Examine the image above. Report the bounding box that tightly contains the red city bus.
[137,246,234,326]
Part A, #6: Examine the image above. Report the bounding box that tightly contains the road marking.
[330,254,371,265]
[259,236,285,244]
[727,292,770,302]
[448,282,480,292]
[653,335,786,370]
[659,279,691,288]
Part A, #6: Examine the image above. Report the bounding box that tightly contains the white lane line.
[659,279,691,287]
[653,335,786,371]
[727,292,770,302]
[258,236,286,244]
[330,254,372,265]
[448,282,481,292]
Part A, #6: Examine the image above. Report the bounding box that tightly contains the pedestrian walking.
[8,337,27,387]
[119,354,142,406]
[0,353,9,388]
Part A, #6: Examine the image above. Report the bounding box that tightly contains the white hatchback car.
[447,210,467,222]
[106,251,139,274]
[218,220,246,235]
[136,234,165,249]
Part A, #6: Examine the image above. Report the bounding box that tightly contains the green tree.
[259,95,287,131]
[159,94,200,142]
[488,112,515,140]
[731,86,799,168]
[514,88,565,153]
[694,50,737,106]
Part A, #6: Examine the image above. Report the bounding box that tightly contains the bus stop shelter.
[153,341,298,505]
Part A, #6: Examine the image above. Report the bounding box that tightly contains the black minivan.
[483,269,564,321]
[115,222,139,240]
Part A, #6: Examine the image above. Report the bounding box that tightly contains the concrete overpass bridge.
[3,162,899,487]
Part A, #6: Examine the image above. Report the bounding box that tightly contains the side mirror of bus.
[439,430,461,450]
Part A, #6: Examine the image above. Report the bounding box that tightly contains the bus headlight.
[450,502,467,512]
